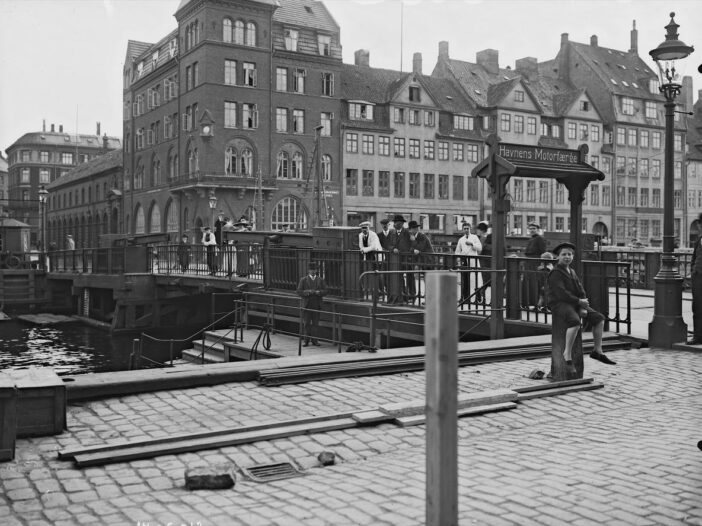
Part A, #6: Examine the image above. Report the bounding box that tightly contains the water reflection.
[0,320,135,375]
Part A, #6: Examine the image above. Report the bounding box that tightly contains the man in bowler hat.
[297,261,328,346]
[390,214,415,303]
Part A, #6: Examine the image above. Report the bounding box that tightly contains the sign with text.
[498,143,581,166]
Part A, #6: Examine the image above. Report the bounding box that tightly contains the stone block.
[184,463,236,490]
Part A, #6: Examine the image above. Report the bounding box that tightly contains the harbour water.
[0,319,139,375]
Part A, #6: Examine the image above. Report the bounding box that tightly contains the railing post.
[505,257,521,319]
[169,339,174,366]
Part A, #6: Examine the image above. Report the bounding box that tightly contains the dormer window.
[169,39,177,58]
[622,97,634,115]
[137,61,144,77]
[453,115,474,131]
[514,90,524,102]
[284,29,298,52]
[151,51,159,69]
[649,79,660,94]
[317,34,331,56]
[349,102,374,121]
[409,86,421,102]
[579,101,589,111]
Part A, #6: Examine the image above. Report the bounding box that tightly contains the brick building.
[0,153,7,216]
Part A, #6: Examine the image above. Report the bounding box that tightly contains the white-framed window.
[362,134,374,155]
[317,34,331,56]
[224,60,236,85]
[243,62,257,87]
[272,196,307,231]
[223,18,233,43]
[674,133,683,152]
[622,97,634,115]
[320,112,332,136]
[39,169,49,184]
[292,152,303,179]
[580,124,589,140]
[293,68,305,93]
[452,143,463,161]
[20,168,29,183]
[627,128,637,146]
[276,67,287,91]
[616,128,626,145]
[349,102,373,120]
[225,146,237,175]
[393,107,404,123]
[346,132,358,153]
[453,115,473,130]
[645,101,657,119]
[591,125,600,142]
[409,139,420,159]
[500,113,511,132]
[514,90,524,102]
[409,109,420,125]
[322,155,332,181]
[527,117,536,135]
[378,136,390,156]
[514,115,524,133]
[292,110,304,134]
[640,130,649,148]
[438,141,448,161]
[652,132,661,149]
[245,22,256,47]
[568,122,577,139]
[424,111,435,126]
[62,152,74,165]
[322,72,334,96]
[394,138,405,157]
[284,29,298,51]
[466,144,478,162]
[234,20,244,44]
[424,140,434,160]
[240,149,253,176]
[276,108,288,132]
[242,104,258,129]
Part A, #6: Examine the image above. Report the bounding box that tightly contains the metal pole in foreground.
[425,271,458,525]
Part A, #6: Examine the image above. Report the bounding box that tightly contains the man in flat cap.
[297,261,328,346]
[455,222,483,304]
[358,221,382,262]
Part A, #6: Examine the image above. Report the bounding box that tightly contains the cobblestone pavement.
[1,347,701,525]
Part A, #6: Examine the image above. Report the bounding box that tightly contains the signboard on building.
[498,143,581,166]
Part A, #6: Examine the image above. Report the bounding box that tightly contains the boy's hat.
[552,242,576,255]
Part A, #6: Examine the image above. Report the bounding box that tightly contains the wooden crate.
[0,373,17,461]
[7,368,66,437]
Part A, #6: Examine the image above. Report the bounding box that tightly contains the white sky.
[1,0,701,153]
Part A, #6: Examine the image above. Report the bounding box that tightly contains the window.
[514,115,524,133]
[453,176,463,200]
[590,184,599,206]
[652,189,661,208]
[467,178,479,200]
[627,158,637,176]
[293,69,305,93]
[539,181,548,203]
[438,174,449,199]
[362,170,374,196]
[645,101,657,119]
[243,62,257,86]
[394,172,405,197]
[527,117,536,135]
[40,151,49,163]
[627,187,637,206]
[500,113,511,132]
[627,128,637,146]
[652,132,661,149]
[276,108,288,132]
[424,140,435,160]
[39,169,49,184]
[675,161,682,178]
[452,143,463,161]
[345,169,358,195]
[346,132,358,153]
[378,136,390,156]
[277,151,289,179]
[568,123,577,139]
[616,128,626,145]
[292,152,303,179]
[317,34,331,56]
[362,134,374,155]
[224,101,237,128]
[466,144,478,163]
[552,125,560,138]
[349,103,373,120]
[526,180,536,202]
[394,138,405,157]
[322,73,334,96]
[292,109,304,134]
[640,130,649,148]
[409,139,420,159]
[322,155,331,181]
[320,112,332,136]
[622,97,634,115]
[224,60,236,85]
[438,142,448,161]
[640,188,649,207]
[514,90,524,102]
[555,183,564,204]
[272,196,306,231]
[409,109,420,125]
[276,67,287,91]
[424,111,435,126]
[674,189,682,209]
[284,29,298,51]
[409,173,420,198]
[62,153,73,165]
[602,157,611,175]
[20,168,29,183]
[590,155,599,169]
[652,159,661,178]
[580,124,588,140]
[223,18,233,42]
[579,100,589,111]
[674,134,682,152]
[593,125,601,141]
[242,103,258,129]
[409,86,421,102]
[423,174,435,199]
[453,115,473,130]
[615,186,625,206]
[378,171,390,197]
[393,107,404,123]
[514,179,523,201]
[245,22,256,46]
[225,147,237,175]
[639,158,649,178]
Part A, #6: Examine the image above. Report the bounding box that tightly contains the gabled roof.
[553,88,587,116]
[439,58,520,106]
[125,40,153,63]
[340,64,409,103]
[568,41,659,100]
[421,76,475,114]
[275,0,338,33]
[6,132,121,152]
[47,149,123,190]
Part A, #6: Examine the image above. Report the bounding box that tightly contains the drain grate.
[240,462,304,483]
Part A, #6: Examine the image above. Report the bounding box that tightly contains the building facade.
[0,153,8,217]
[4,124,120,247]
[122,0,343,239]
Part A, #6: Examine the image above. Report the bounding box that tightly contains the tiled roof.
[47,149,123,190]
[568,41,659,100]
[442,58,520,106]
[7,132,121,152]
[177,0,279,12]
[340,64,408,102]
[487,77,520,107]
[421,76,475,114]
[126,40,153,62]
[274,0,338,32]
[552,88,586,116]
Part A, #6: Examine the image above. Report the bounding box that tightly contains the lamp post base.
[648,273,687,349]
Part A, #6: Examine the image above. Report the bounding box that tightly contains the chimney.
[515,57,538,79]
[476,49,499,75]
[354,49,369,67]
[103,133,109,150]
[629,20,638,54]
[50,123,55,132]
[59,124,63,133]
[561,33,569,47]
[590,35,598,47]
[412,52,422,74]
[96,122,101,136]
[438,41,449,60]
[42,119,46,132]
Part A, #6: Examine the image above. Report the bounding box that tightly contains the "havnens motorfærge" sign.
[498,144,580,165]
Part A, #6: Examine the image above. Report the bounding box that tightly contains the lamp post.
[208,189,218,228]
[37,185,48,253]
[648,12,694,348]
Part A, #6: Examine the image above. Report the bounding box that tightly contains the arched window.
[272,196,307,231]
[223,18,232,43]
[167,149,176,180]
[245,22,256,46]
[151,155,160,186]
[225,146,237,175]
[135,205,145,234]
[192,20,199,46]
[277,151,290,179]
[322,154,332,181]
[234,20,244,44]
[149,202,162,233]
[166,201,178,232]
[241,148,253,176]
[292,152,303,179]
[135,160,144,189]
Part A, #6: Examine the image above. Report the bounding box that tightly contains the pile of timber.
[58,378,602,468]
[258,339,631,386]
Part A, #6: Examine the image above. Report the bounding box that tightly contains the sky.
[1,0,701,153]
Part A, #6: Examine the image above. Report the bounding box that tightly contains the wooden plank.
[517,382,604,401]
[395,401,518,427]
[513,378,594,394]
[73,417,358,467]
[59,411,355,460]
[351,410,393,425]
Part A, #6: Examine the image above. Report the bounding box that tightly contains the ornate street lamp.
[37,185,48,253]
[208,189,218,228]
[648,12,694,348]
